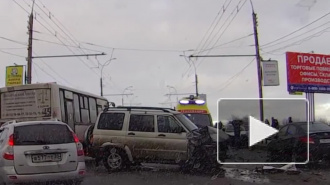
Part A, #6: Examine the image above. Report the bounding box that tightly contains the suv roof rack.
[105,106,176,113]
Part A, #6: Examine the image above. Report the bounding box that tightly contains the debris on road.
[255,163,301,175]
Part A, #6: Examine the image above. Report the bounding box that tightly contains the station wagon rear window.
[14,124,74,145]
[97,113,125,130]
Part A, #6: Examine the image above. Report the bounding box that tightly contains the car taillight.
[3,134,14,160]
[72,132,80,143]
[3,152,14,160]
[72,132,84,156]
[8,134,14,146]
[299,136,315,144]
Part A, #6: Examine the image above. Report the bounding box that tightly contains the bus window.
[64,91,73,100]
[66,101,74,130]
[89,98,97,123]
[84,97,89,109]
[73,94,81,123]
[80,96,84,108]
[81,109,90,124]
[59,90,66,121]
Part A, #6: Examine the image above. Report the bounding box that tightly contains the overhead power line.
[261,10,330,47]
[33,62,57,82]
[11,0,101,78]
[197,0,247,55]
[182,0,248,80]
[35,0,89,50]
[33,51,76,87]
[80,41,192,53]
[0,36,27,46]
[12,0,29,14]
[196,0,248,68]
[0,47,26,50]
[262,26,330,54]
[0,49,26,58]
[193,0,233,55]
[32,38,105,53]
[198,33,253,53]
[34,1,96,62]
[211,58,255,94]
[261,20,330,49]
[33,18,100,76]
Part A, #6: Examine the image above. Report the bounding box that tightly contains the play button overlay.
[216,98,309,165]
[249,116,278,147]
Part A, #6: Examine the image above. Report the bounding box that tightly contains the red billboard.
[286,52,330,93]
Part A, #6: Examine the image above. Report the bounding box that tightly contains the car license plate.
[320,139,330,144]
[31,153,62,163]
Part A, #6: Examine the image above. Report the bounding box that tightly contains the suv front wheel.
[103,147,129,172]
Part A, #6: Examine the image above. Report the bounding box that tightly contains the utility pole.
[252,11,264,122]
[195,74,198,97]
[25,2,106,84]
[179,54,199,97]
[27,1,35,84]
[188,1,264,121]
[100,78,103,96]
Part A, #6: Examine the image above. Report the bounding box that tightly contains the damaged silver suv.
[88,106,229,172]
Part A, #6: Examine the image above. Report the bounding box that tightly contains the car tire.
[103,147,128,172]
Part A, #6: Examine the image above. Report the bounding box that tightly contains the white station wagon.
[0,120,86,185]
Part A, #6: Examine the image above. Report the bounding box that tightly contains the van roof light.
[195,100,205,105]
[179,100,189,105]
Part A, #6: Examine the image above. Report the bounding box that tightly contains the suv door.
[93,112,126,147]
[125,114,158,160]
[155,115,188,161]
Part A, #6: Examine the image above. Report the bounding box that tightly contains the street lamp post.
[122,86,133,105]
[99,58,116,96]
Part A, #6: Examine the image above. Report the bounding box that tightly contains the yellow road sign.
[6,66,24,87]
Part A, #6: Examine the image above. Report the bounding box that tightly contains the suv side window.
[129,115,154,132]
[157,115,183,133]
[97,113,125,130]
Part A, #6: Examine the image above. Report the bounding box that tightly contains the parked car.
[267,122,330,164]
[0,120,86,185]
[89,106,229,172]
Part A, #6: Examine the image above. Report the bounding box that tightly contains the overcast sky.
[1,0,330,122]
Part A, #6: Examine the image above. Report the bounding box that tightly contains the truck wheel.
[103,147,128,172]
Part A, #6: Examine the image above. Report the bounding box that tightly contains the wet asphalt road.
[81,160,330,185]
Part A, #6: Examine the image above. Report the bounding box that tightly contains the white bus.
[0,82,109,144]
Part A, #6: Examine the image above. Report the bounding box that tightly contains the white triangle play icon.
[249,116,279,147]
